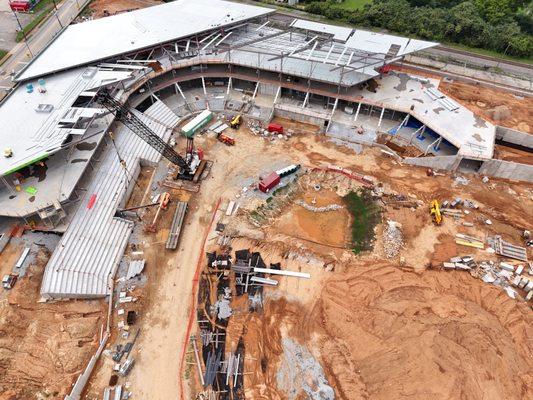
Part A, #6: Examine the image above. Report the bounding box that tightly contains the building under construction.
[0,0,531,300]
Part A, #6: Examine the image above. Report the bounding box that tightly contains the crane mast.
[95,89,192,177]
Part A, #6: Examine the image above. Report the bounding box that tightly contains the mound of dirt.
[440,81,532,133]
[315,262,533,399]
[488,105,512,121]
[239,261,533,400]
[0,253,105,398]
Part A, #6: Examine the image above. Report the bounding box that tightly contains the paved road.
[427,46,533,80]
[0,2,32,52]
[0,0,90,94]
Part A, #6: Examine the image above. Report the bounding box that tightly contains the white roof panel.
[17,0,272,81]
[290,19,353,42]
[354,73,495,159]
[345,30,437,56]
[0,67,136,176]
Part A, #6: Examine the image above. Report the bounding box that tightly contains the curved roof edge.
[16,0,273,82]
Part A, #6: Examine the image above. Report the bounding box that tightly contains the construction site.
[0,0,532,399]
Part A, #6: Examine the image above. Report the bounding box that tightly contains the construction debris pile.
[383,220,403,259]
[247,120,295,142]
[295,199,343,213]
[443,256,533,301]
[193,246,312,399]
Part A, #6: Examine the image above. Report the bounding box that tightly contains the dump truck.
[267,123,283,134]
[258,172,280,193]
[217,132,235,146]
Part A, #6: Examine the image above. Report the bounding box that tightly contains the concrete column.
[433,137,443,152]
[0,176,15,195]
[201,76,207,95]
[409,125,424,144]
[174,83,184,99]
[325,98,338,133]
[252,82,259,100]
[227,77,232,95]
[377,107,385,127]
[353,102,362,122]
[273,86,281,105]
[324,45,334,64]
[416,125,426,140]
[302,92,310,108]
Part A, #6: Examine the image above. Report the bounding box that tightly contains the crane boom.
[95,89,190,173]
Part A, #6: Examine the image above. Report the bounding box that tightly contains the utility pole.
[51,0,64,28]
[11,10,33,57]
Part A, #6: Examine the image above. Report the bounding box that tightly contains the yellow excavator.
[430,200,442,225]
[230,114,242,129]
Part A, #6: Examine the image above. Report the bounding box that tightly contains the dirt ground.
[439,81,533,134]
[170,124,532,399]
[0,244,105,399]
[86,0,161,18]
[2,93,532,398]
[231,255,533,400]
[393,66,533,135]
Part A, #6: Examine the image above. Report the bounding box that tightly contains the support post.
[377,107,385,127]
[273,86,281,105]
[325,98,338,133]
[353,102,362,122]
[433,136,443,152]
[409,125,425,144]
[302,92,309,108]
[201,76,207,95]
[175,83,186,100]
[252,82,259,100]
[227,77,232,95]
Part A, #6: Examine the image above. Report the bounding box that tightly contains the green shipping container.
[181,110,213,138]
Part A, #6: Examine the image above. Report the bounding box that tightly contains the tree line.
[303,0,533,58]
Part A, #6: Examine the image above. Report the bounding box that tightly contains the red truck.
[267,123,284,134]
[9,0,40,11]
[258,172,280,193]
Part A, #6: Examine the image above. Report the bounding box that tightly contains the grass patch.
[0,49,7,60]
[343,189,381,254]
[16,0,57,42]
[338,0,373,10]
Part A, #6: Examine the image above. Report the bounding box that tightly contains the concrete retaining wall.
[274,108,326,127]
[0,233,9,254]
[404,155,459,170]
[65,333,109,400]
[257,83,278,96]
[495,126,533,149]
[478,159,533,182]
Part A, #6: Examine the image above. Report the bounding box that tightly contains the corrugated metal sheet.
[40,107,175,298]
[144,99,181,129]
[126,260,145,280]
